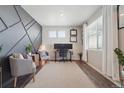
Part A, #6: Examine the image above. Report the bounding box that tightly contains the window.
[48,31,66,38]
[87,16,103,49]
[97,16,103,49]
[88,20,97,49]
[48,31,57,38]
[58,31,65,38]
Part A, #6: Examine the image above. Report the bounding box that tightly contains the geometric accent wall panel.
[33,33,42,50]
[0,6,20,27]
[7,35,31,56]
[27,23,41,43]
[0,23,26,57]
[25,20,35,30]
[15,6,33,26]
[0,5,42,87]
[0,18,6,32]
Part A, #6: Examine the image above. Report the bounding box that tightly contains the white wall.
[119,29,124,50]
[42,26,82,60]
[87,50,103,72]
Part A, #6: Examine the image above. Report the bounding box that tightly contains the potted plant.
[25,44,32,55]
[114,48,124,87]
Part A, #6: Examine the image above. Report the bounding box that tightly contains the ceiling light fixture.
[60,13,64,17]
[60,10,64,17]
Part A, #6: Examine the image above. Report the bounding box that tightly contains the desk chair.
[59,49,68,62]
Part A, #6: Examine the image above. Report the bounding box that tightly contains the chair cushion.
[41,51,46,56]
[22,53,28,59]
[27,55,32,60]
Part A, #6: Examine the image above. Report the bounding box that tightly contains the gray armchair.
[38,50,49,62]
[9,56,36,88]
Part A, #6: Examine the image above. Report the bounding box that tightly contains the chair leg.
[33,73,35,82]
[45,60,47,64]
[14,77,17,88]
[39,61,42,67]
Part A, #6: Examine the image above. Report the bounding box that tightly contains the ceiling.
[22,5,101,26]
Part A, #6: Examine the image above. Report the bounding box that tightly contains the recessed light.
[60,13,64,17]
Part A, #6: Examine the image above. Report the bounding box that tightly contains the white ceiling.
[22,5,101,26]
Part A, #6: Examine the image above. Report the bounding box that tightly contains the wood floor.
[76,61,119,88]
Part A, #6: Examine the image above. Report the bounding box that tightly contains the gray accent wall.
[0,5,42,87]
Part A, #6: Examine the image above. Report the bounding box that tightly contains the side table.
[32,54,40,67]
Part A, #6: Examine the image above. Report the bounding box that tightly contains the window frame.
[87,16,103,49]
[48,30,57,38]
[57,31,66,38]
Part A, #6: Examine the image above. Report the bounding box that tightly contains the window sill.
[87,49,102,51]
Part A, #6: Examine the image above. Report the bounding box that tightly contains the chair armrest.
[16,58,32,63]
[10,58,34,77]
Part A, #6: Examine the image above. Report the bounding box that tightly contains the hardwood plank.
[76,61,119,88]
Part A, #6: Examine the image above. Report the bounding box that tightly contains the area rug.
[25,62,96,88]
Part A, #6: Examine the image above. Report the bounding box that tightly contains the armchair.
[9,56,36,88]
[38,50,49,63]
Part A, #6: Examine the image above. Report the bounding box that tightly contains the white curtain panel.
[102,5,119,81]
[82,23,88,62]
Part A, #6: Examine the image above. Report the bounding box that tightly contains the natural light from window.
[49,31,57,38]
[48,31,66,38]
[58,31,65,38]
[87,16,103,49]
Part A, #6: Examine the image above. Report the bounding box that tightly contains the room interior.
[0,5,124,88]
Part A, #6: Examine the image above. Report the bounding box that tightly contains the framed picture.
[117,5,124,29]
[70,29,77,36]
[70,36,77,42]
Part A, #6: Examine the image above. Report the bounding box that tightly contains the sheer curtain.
[82,23,88,62]
[102,5,119,81]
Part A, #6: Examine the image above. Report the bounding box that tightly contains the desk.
[55,50,73,62]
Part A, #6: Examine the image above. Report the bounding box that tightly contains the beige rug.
[25,62,96,88]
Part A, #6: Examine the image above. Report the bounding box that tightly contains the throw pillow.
[19,53,24,59]
[12,53,24,59]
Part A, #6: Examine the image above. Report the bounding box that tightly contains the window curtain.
[102,5,119,81]
[82,23,88,62]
